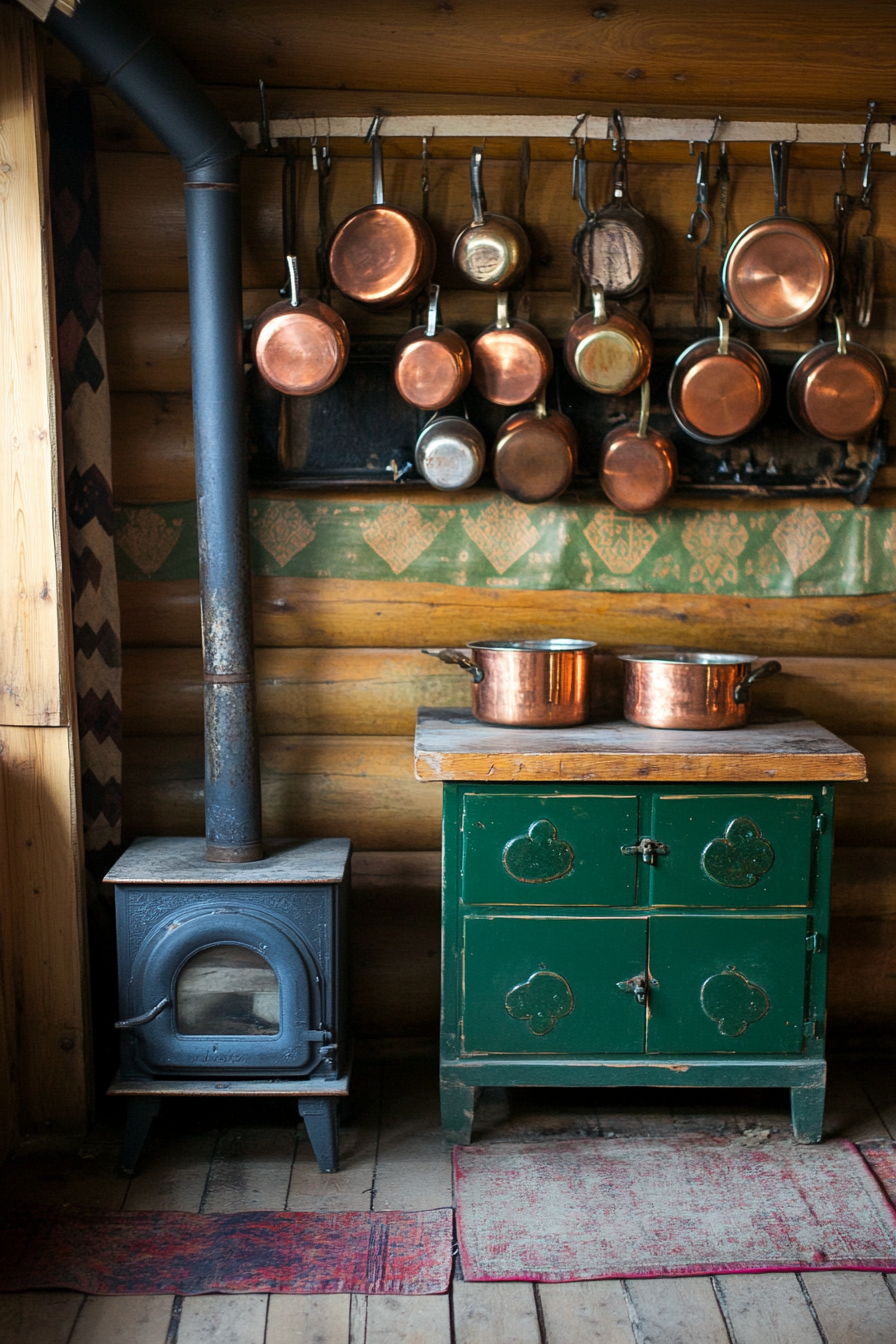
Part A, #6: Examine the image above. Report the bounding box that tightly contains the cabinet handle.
[616,973,658,1005]
[620,837,670,865]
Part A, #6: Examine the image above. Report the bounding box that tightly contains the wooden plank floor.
[2,1059,896,1343]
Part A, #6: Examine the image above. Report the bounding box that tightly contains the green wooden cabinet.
[440,780,834,1144]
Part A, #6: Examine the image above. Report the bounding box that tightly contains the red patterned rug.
[0,1206,452,1295]
[455,1136,896,1282]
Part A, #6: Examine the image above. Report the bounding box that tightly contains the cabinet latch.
[814,813,827,835]
[621,837,670,865]
[806,932,824,953]
[616,972,659,1005]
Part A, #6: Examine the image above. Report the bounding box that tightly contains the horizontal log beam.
[119,578,896,656]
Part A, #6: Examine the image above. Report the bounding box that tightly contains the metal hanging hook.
[568,111,587,145]
[611,108,625,153]
[861,99,878,157]
[686,148,711,246]
[707,113,723,146]
[364,114,384,144]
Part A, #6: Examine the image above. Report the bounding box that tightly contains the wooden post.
[0,6,89,1148]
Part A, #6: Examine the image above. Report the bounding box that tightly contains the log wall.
[72,12,896,1054]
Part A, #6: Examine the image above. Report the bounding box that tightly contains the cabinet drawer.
[647,793,815,907]
[646,914,809,1055]
[461,914,647,1055]
[461,792,639,906]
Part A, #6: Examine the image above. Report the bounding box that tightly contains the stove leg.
[118,1097,161,1176]
[791,1083,825,1143]
[299,1098,339,1173]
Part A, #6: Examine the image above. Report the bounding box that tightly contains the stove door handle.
[114,997,171,1030]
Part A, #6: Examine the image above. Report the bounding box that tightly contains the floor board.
[0,1291,83,1344]
[364,1293,452,1344]
[67,1295,175,1344]
[802,1271,896,1344]
[539,1280,636,1343]
[452,1281,542,1344]
[713,1272,823,1344]
[177,1293,268,1344]
[625,1276,730,1344]
[264,1294,351,1344]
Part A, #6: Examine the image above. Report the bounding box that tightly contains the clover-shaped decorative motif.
[701,817,775,889]
[701,967,770,1037]
[502,819,574,884]
[505,970,574,1036]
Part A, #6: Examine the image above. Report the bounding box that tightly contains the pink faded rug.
[0,1206,453,1295]
[454,1137,896,1282]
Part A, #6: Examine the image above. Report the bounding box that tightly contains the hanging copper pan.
[599,381,676,514]
[787,312,887,441]
[252,256,350,395]
[669,313,771,444]
[493,391,576,504]
[722,142,834,330]
[471,292,553,406]
[414,413,486,490]
[327,122,435,310]
[572,117,656,300]
[564,282,652,396]
[393,284,471,411]
[452,146,530,291]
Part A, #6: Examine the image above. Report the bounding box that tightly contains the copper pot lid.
[252,258,349,396]
[722,142,833,331]
[493,400,576,504]
[599,382,676,514]
[564,284,651,396]
[471,293,553,406]
[452,147,530,291]
[393,285,471,410]
[669,316,770,444]
[788,314,887,441]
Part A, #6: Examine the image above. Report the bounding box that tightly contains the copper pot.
[564,282,652,396]
[452,146,530,291]
[599,381,676,514]
[393,284,472,410]
[621,651,782,730]
[669,314,771,444]
[414,414,485,490]
[787,312,888,442]
[327,124,435,310]
[493,393,577,503]
[722,142,834,331]
[252,256,350,396]
[423,639,596,727]
[471,292,553,406]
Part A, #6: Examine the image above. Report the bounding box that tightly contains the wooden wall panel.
[119,579,896,656]
[129,2,896,115]
[121,648,896,739]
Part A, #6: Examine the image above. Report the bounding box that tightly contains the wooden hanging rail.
[234,114,894,152]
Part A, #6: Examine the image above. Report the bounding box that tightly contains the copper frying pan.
[327,121,435,310]
[471,292,553,406]
[787,312,888,441]
[393,284,471,411]
[722,142,834,330]
[564,282,652,396]
[572,116,656,300]
[452,146,530,291]
[669,314,771,444]
[599,381,676,514]
[493,392,577,503]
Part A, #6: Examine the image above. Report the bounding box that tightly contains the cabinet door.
[461,792,639,906]
[462,914,647,1055]
[647,793,815,907]
[646,914,809,1055]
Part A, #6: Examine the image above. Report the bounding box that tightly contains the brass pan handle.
[421,648,484,683]
[470,147,487,226]
[733,659,782,705]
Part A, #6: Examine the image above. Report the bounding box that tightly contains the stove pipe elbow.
[43,0,262,862]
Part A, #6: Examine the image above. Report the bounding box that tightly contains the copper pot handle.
[834,311,848,355]
[421,648,485,683]
[286,254,300,309]
[637,379,651,438]
[591,282,608,325]
[495,291,511,330]
[426,282,440,338]
[717,312,731,355]
[470,147,487,226]
[771,141,790,218]
[733,659,782,704]
[366,115,386,205]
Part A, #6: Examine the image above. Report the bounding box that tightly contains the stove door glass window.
[176,945,280,1035]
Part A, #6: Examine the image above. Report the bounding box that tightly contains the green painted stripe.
[114,496,896,598]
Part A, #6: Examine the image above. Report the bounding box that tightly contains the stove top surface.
[106,836,351,884]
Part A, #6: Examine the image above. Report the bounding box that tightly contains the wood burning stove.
[106,838,350,1173]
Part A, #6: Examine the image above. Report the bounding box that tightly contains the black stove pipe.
[43,0,263,862]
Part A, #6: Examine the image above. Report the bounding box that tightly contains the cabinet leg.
[299,1098,339,1173]
[117,1097,161,1176]
[441,1077,478,1145]
[791,1084,825,1143]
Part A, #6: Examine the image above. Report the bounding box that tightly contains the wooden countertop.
[414,708,868,784]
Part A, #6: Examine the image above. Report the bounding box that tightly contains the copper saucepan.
[423,639,596,727]
[621,651,782,730]
[252,255,350,396]
[493,391,577,504]
[452,146,530,291]
[787,311,888,442]
[414,413,486,490]
[393,284,472,410]
[471,292,553,406]
[599,381,677,514]
[327,121,435,310]
[669,314,771,444]
[564,282,652,396]
[722,142,834,331]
